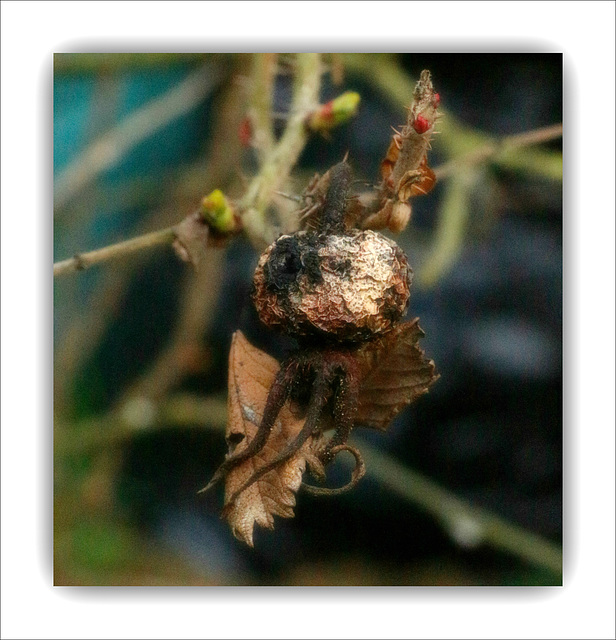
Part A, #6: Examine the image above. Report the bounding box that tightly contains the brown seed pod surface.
[253,228,411,342]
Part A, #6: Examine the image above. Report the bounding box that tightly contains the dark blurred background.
[53,53,562,586]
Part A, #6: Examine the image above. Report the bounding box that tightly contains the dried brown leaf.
[355,318,439,431]
[223,331,318,546]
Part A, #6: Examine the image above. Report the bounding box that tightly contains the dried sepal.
[298,161,366,233]
[222,331,320,546]
[361,199,411,234]
[355,318,439,431]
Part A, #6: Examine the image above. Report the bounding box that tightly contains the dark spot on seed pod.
[263,233,324,295]
[329,257,353,278]
[301,237,324,286]
[263,236,304,294]
[381,287,406,323]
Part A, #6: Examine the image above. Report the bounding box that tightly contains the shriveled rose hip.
[252,227,411,342]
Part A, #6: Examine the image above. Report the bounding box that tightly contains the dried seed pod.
[252,228,411,342]
[253,159,412,342]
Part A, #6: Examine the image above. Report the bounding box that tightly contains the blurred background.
[53,52,562,586]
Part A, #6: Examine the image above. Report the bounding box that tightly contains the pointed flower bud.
[308,91,361,132]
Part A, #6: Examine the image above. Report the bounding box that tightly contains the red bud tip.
[320,100,334,122]
[238,117,252,146]
[413,114,431,135]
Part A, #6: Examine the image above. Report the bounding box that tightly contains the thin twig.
[240,53,322,248]
[345,438,563,575]
[53,226,177,277]
[249,53,277,162]
[434,123,563,181]
[53,55,321,277]
[502,122,563,149]
[118,247,226,404]
[54,63,224,211]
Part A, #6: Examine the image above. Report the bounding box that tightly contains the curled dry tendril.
[302,443,366,496]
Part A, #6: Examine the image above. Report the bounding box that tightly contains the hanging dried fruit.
[201,71,441,545]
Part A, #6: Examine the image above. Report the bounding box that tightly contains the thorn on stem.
[73,253,86,271]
